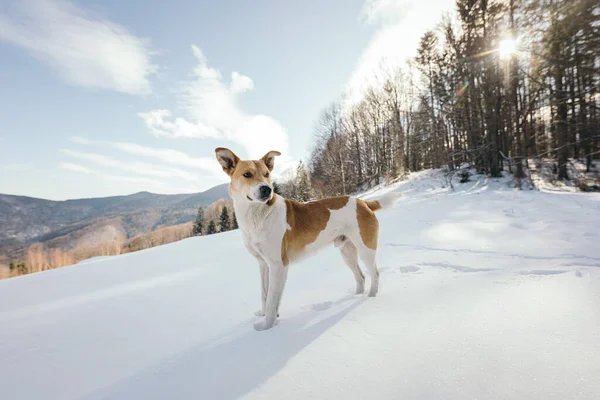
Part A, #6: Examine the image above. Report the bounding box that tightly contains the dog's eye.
[243,172,252,178]
[265,172,269,178]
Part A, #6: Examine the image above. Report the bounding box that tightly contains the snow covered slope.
[1,171,599,399]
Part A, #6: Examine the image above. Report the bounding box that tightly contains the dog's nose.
[259,185,272,199]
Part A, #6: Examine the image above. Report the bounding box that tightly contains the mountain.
[0,170,598,399]
[0,184,229,256]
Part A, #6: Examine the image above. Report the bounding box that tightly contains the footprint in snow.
[519,270,567,276]
[311,301,333,311]
[398,265,421,273]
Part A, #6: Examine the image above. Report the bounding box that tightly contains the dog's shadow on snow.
[80,296,365,400]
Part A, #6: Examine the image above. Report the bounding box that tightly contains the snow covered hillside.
[1,171,599,399]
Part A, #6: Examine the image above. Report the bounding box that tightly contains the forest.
[304,0,598,197]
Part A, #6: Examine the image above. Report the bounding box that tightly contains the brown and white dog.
[215,147,402,331]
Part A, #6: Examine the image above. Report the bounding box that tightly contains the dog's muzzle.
[258,185,272,201]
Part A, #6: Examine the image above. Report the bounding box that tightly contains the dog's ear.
[215,147,240,176]
[261,150,281,171]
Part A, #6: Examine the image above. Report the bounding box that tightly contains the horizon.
[0,181,230,202]
[0,0,453,200]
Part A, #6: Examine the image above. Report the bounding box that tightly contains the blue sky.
[0,0,453,200]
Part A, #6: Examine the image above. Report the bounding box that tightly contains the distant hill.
[0,184,229,258]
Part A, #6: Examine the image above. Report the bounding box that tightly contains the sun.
[498,38,517,59]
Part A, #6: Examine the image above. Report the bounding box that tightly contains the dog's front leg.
[254,262,288,331]
[245,240,270,317]
[254,258,269,316]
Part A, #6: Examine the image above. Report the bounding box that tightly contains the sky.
[0,0,454,200]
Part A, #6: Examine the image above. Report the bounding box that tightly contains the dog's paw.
[254,320,278,331]
[255,310,279,317]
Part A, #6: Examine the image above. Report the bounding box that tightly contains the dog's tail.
[364,191,404,212]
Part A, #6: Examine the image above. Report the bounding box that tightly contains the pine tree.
[13,262,27,275]
[232,211,239,229]
[219,207,231,232]
[192,206,204,236]
[206,220,217,235]
[297,162,313,202]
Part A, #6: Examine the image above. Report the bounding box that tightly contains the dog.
[215,147,402,331]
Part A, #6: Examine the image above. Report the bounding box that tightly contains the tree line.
[1,199,241,280]
[307,0,599,197]
[192,201,238,236]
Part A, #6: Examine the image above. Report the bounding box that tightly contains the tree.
[415,29,442,169]
[304,0,599,193]
[192,206,204,236]
[310,101,351,196]
[206,220,217,235]
[18,262,27,275]
[232,211,239,229]
[278,161,314,201]
[10,261,27,275]
[203,199,232,228]
[26,243,47,272]
[297,162,313,201]
[219,207,231,232]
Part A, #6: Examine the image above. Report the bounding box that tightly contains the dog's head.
[215,147,280,203]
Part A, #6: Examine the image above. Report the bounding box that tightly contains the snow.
[1,170,599,399]
[529,158,600,193]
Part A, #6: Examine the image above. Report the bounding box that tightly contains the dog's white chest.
[235,197,288,262]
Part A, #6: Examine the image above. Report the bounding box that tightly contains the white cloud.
[0,0,157,96]
[362,0,414,25]
[100,175,162,185]
[60,149,200,181]
[346,0,455,104]
[69,136,92,145]
[64,138,225,179]
[138,45,291,162]
[230,72,254,93]
[109,142,222,175]
[138,109,219,139]
[145,181,224,195]
[61,149,121,168]
[59,162,92,174]
[59,161,163,186]
[232,116,293,171]
[177,45,246,131]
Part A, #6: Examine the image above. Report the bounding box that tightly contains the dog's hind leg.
[352,202,380,297]
[358,247,379,297]
[335,236,365,294]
